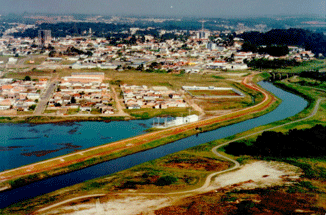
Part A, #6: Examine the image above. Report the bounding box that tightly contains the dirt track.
[0,74,275,184]
[35,97,325,215]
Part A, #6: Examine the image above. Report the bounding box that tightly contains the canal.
[0,81,308,208]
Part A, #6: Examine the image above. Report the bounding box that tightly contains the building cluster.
[47,72,114,114]
[121,84,188,110]
[0,78,48,111]
[0,25,316,72]
[0,37,36,57]
[288,46,315,62]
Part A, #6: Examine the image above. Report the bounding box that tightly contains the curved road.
[35,97,325,214]
[0,74,272,182]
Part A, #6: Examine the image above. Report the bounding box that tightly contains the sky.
[0,0,325,18]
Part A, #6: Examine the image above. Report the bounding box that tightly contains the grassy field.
[194,80,264,112]
[125,107,197,119]
[3,68,251,119]
[5,69,52,80]
[24,57,46,65]
[188,89,239,97]
[259,59,326,73]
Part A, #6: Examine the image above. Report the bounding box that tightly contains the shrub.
[155,176,178,186]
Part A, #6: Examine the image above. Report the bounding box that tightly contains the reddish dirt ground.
[163,158,231,171]
[154,189,326,215]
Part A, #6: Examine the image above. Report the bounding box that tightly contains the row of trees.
[224,125,326,158]
[242,43,289,57]
[239,28,326,56]
[299,71,326,82]
[245,58,300,69]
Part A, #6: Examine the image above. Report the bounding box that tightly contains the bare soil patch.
[164,157,230,171]
[43,161,305,215]
[155,189,325,215]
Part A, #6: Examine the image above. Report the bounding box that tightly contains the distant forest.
[11,22,130,38]
[246,58,300,69]
[224,125,326,158]
[239,28,326,56]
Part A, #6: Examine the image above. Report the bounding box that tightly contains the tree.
[23,76,31,81]
[28,104,36,111]
[71,96,76,104]
[86,51,93,57]
[49,50,56,57]
[136,64,144,71]
[155,176,178,186]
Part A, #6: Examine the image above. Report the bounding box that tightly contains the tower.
[198,20,210,39]
[38,30,51,48]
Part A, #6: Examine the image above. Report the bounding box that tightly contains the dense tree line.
[299,71,326,82]
[239,28,326,55]
[242,43,289,57]
[64,46,92,56]
[246,58,300,69]
[11,22,129,38]
[224,125,326,158]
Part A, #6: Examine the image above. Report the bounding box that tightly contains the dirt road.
[0,74,274,183]
[34,98,324,215]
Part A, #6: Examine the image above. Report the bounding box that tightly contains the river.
[0,81,308,208]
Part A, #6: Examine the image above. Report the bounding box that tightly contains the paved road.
[34,81,58,115]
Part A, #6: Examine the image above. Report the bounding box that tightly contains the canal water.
[0,81,308,208]
[0,119,154,172]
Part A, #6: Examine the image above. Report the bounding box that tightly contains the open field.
[125,107,198,119]
[23,68,237,89]
[4,69,53,80]
[1,68,256,121]
[24,56,46,65]
[195,97,253,111]
[259,59,326,73]
[188,89,240,97]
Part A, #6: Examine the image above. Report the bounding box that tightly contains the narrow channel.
[0,81,308,208]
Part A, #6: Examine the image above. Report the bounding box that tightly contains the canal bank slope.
[0,77,311,211]
[0,74,276,191]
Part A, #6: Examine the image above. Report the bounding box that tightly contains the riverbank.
[30,78,326,215]
[0,74,278,192]
[0,115,129,124]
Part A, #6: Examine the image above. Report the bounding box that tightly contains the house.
[127,104,141,109]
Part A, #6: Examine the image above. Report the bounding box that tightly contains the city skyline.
[0,0,325,18]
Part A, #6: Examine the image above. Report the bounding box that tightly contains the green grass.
[125,107,196,119]
[5,73,320,213]
[261,60,326,73]
[67,109,79,115]
[0,143,231,214]
[24,57,45,65]
[211,75,225,79]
